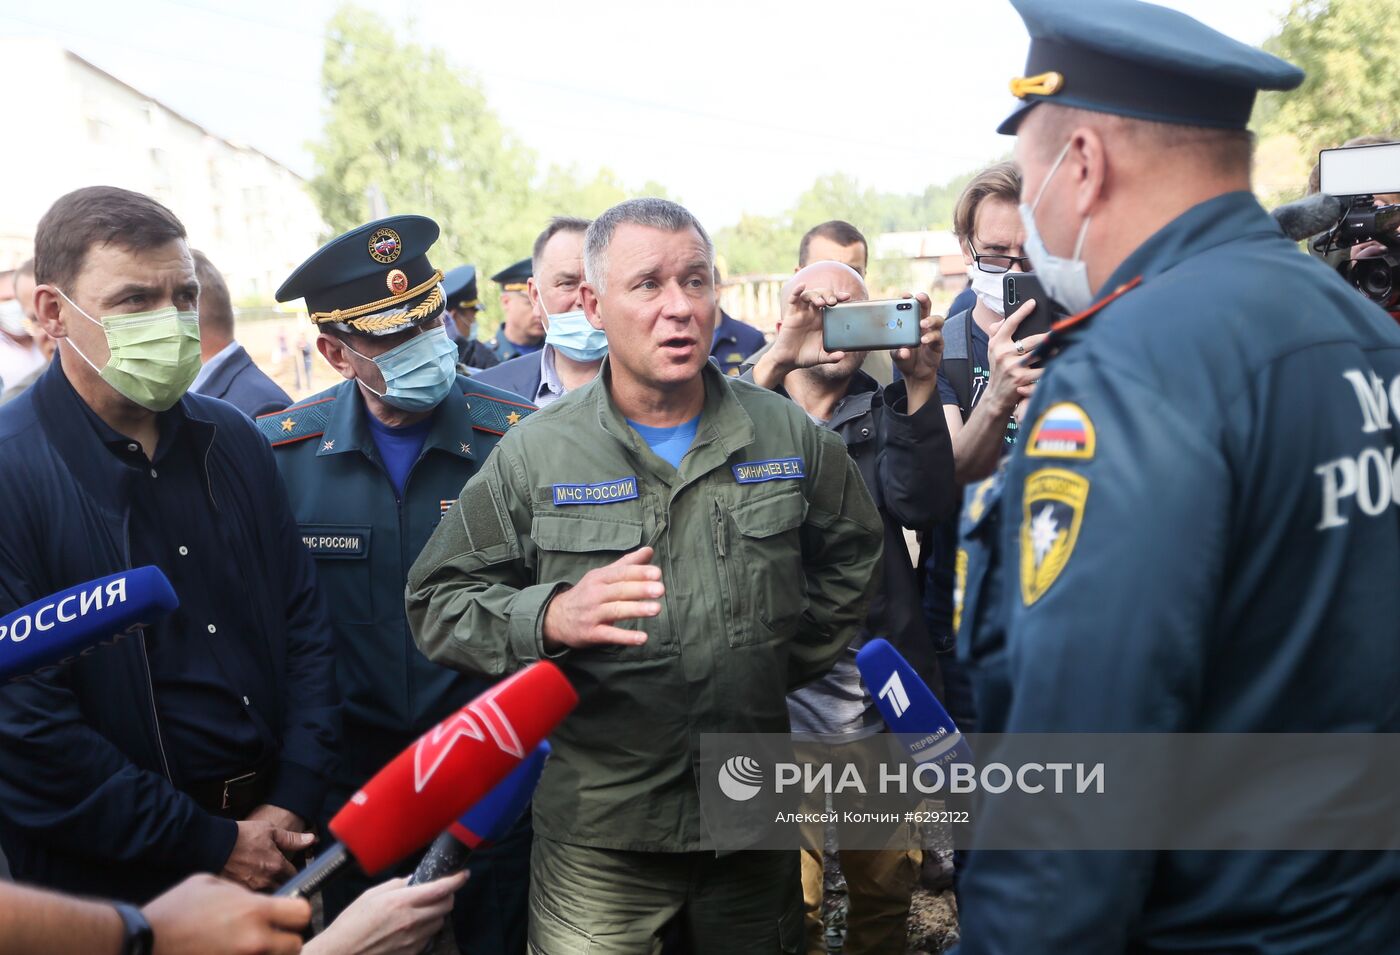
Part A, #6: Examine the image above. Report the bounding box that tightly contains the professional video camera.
[1271,140,1400,311]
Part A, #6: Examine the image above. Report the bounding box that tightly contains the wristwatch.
[113,902,154,955]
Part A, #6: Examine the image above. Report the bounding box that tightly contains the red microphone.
[277,661,577,898]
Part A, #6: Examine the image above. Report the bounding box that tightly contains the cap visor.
[996,100,1039,136]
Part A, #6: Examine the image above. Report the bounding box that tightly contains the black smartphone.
[821,299,922,352]
[1001,272,1065,341]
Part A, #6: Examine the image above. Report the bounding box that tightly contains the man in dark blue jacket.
[0,186,339,905]
[956,1,1400,951]
[188,250,291,417]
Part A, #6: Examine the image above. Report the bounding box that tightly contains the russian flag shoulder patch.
[1026,402,1095,460]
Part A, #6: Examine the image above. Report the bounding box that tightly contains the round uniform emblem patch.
[386,269,409,295]
[368,228,402,264]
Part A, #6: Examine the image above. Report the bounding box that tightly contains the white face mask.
[0,299,27,336]
[1019,140,1094,314]
[966,259,1006,317]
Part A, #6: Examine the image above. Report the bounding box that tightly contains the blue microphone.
[855,638,972,767]
[0,567,178,683]
[409,740,550,886]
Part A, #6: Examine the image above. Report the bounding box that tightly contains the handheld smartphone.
[1001,272,1065,341]
[821,299,922,352]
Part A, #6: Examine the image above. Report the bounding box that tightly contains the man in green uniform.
[407,198,884,954]
[256,214,536,954]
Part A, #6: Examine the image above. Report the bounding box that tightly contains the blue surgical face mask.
[346,323,458,412]
[1019,140,1094,314]
[540,293,608,362]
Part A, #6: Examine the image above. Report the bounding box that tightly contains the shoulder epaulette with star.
[255,395,337,448]
[463,386,536,436]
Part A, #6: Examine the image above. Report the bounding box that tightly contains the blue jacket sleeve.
[956,356,1228,953]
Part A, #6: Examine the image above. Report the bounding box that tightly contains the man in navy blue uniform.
[0,186,338,904]
[488,258,544,362]
[955,1,1400,951]
[261,215,535,953]
[441,264,500,372]
[709,265,765,376]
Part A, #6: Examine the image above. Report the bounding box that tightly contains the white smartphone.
[821,300,921,352]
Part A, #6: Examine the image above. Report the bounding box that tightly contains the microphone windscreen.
[856,638,971,766]
[0,566,177,683]
[331,661,576,874]
[1272,193,1345,241]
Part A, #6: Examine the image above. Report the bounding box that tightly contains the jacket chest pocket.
[714,489,809,647]
[299,523,374,623]
[529,513,671,661]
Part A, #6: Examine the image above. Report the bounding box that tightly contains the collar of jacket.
[314,376,478,462]
[197,342,252,397]
[1098,190,1279,303]
[32,356,219,515]
[766,367,879,435]
[587,356,756,472]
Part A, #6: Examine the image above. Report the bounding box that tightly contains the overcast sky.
[2,0,1290,230]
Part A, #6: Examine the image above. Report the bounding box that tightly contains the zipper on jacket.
[127,517,173,782]
[712,497,727,558]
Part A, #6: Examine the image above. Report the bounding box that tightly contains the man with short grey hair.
[408,197,884,953]
[473,216,603,407]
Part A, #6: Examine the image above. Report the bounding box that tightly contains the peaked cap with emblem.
[490,258,532,293]
[442,265,483,311]
[997,0,1304,136]
[276,214,445,337]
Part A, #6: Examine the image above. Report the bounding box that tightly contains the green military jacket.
[407,359,883,851]
[256,375,535,791]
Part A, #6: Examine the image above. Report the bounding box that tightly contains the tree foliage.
[1258,0,1400,164]
[308,3,668,327]
[713,168,987,278]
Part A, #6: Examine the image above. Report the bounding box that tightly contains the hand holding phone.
[821,299,924,352]
[1001,272,1065,341]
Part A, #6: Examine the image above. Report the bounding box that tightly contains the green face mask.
[58,289,202,412]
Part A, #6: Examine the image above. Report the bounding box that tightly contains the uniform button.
[861,428,870,437]
[149,468,158,478]
[207,624,217,634]
[178,546,188,556]
[241,696,250,706]
[127,443,139,452]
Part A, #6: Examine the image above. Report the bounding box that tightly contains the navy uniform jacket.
[491,328,542,363]
[456,336,500,372]
[191,343,291,418]
[957,192,1400,952]
[255,375,534,792]
[473,350,543,404]
[711,310,766,376]
[0,360,339,902]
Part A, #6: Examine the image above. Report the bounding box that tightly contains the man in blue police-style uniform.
[257,215,536,954]
[710,266,766,376]
[488,258,543,362]
[441,264,500,372]
[955,1,1400,951]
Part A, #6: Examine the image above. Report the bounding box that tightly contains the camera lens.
[897,302,912,310]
